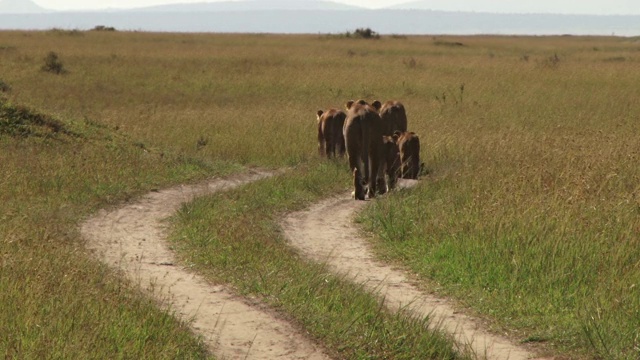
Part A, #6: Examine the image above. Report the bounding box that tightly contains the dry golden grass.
[2,30,640,358]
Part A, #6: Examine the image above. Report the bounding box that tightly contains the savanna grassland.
[1,29,639,359]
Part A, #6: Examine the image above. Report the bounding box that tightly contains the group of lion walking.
[316,99,421,200]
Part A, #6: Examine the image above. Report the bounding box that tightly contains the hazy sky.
[30,0,639,15]
[33,0,405,11]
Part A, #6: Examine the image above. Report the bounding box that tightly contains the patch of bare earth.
[82,170,330,360]
[282,179,548,360]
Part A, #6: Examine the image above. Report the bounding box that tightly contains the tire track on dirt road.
[82,170,330,360]
[281,179,545,360]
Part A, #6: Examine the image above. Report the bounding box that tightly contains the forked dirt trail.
[281,179,540,360]
[82,170,330,360]
[82,170,543,360]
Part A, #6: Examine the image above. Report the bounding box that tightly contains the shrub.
[196,136,208,150]
[327,28,380,39]
[403,57,417,68]
[353,27,380,39]
[41,51,66,74]
[0,79,10,92]
[539,52,561,68]
[92,25,117,32]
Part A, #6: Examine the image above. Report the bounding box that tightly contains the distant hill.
[390,0,640,16]
[0,0,47,13]
[134,0,363,12]
[1,6,639,36]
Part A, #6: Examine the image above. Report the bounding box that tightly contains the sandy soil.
[82,170,330,360]
[281,179,543,360]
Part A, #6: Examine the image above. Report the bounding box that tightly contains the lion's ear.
[316,110,324,120]
[392,133,400,142]
[393,130,402,137]
[346,100,355,110]
[372,100,382,110]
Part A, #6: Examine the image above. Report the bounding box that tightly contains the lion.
[350,136,401,199]
[352,168,366,200]
[343,99,386,200]
[378,134,402,193]
[395,131,421,179]
[374,100,408,136]
[316,108,346,158]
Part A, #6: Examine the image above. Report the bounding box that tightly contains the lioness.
[375,100,408,136]
[378,134,402,193]
[343,100,386,199]
[316,108,346,158]
[395,131,421,179]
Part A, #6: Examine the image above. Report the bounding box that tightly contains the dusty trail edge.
[282,179,548,360]
[81,169,330,360]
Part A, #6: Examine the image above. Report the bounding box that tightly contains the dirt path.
[82,170,545,360]
[281,179,542,360]
[82,170,330,360]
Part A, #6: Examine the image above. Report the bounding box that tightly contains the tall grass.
[0,30,472,358]
[2,30,639,358]
[0,99,225,358]
[357,36,640,359]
